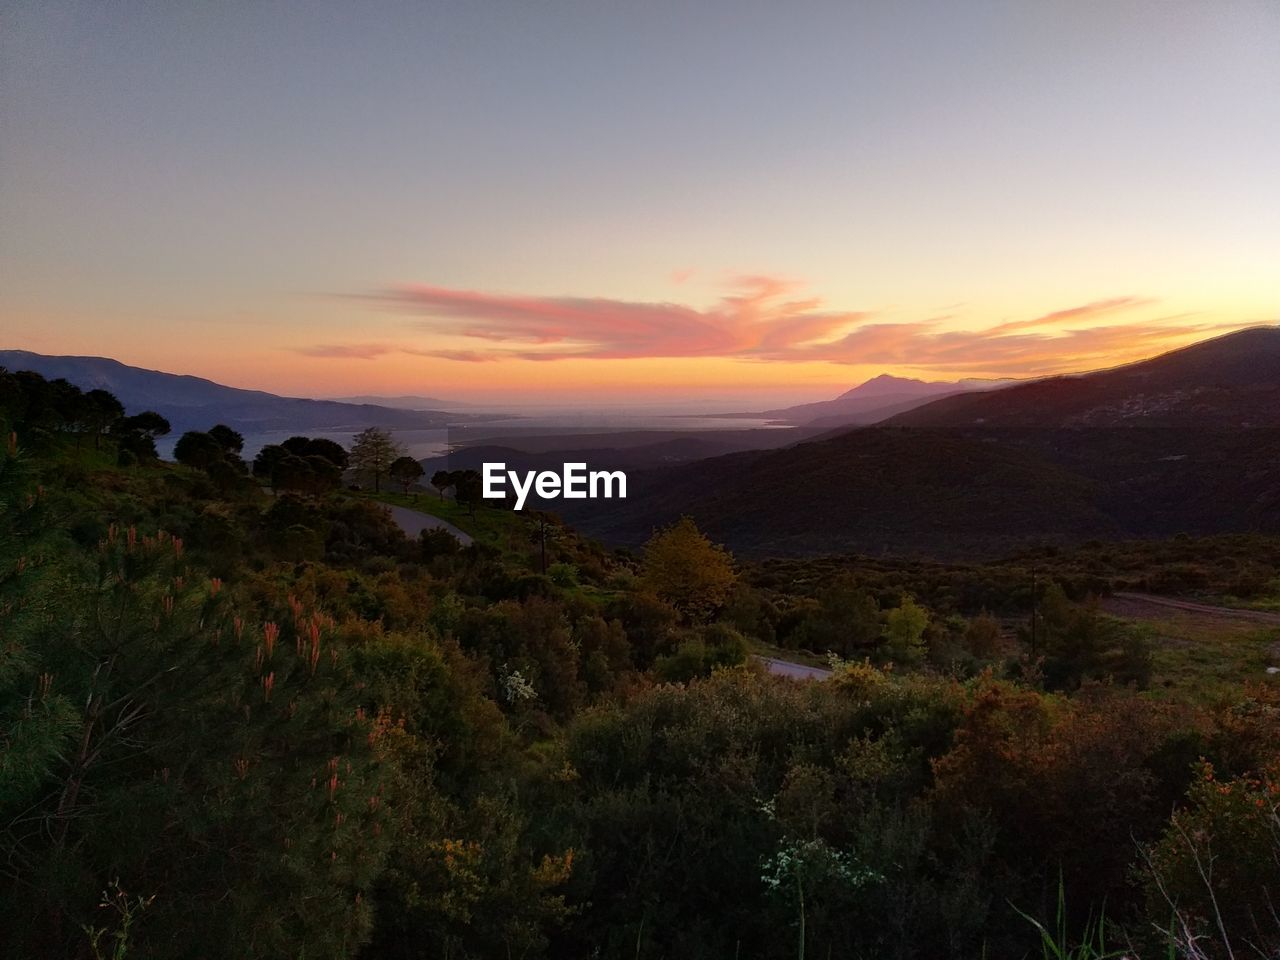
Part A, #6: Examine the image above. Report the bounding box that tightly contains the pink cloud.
[369,276,865,361]
[309,277,1248,375]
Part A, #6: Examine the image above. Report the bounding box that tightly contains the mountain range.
[561,327,1280,557]
[0,350,455,436]
[730,374,1016,426]
[9,327,1280,560]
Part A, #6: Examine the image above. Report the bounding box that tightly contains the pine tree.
[349,427,403,493]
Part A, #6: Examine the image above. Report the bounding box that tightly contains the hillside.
[0,350,453,435]
[567,428,1114,555]
[566,328,1280,556]
[5,360,1280,960]
[887,326,1280,429]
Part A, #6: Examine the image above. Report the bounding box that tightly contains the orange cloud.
[306,278,1250,376]
[984,297,1154,335]
[762,316,1238,374]
[366,275,865,361]
[296,342,400,359]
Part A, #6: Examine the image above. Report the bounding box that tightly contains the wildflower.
[263,621,279,660]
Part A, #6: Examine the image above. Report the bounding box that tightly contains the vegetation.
[388,455,424,494]
[349,426,404,493]
[2,367,1279,959]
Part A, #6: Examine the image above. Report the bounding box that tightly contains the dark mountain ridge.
[564,327,1280,557]
[888,325,1280,429]
[0,350,454,435]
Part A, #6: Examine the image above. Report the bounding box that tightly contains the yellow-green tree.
[883,595,928,665]
[640,517,736,623]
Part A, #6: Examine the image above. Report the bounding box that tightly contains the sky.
[1,0,1277,405]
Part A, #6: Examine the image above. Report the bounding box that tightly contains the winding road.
[381,503,474,547]
[380,500,835,680]
[754,656,833,681]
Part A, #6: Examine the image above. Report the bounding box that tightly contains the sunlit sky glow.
[2,1,1277,405]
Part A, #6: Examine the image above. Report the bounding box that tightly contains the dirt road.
[1104,592,1280,626]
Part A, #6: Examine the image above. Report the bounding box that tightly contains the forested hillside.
[3,367,1279,959]
[573,328,1280,555]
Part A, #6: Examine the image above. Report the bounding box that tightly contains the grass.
[359,488,526,548]
[1112,610,1280,702]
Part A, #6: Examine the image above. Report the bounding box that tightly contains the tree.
[453,469,483,516]
[883,596,929,665]
[172,431,224,470]
[431,469,454,501]
[963,611,1003,659]
[389,456,424,494]
[270,453,314,494]
[281,436,348,469]
[529,511,562,574]
[206,424,244,456]
[349,427,402,492]
[788,575,880,657]
[111,411,170,464]
[83,389,125,449]
[252,444,289,488]
[303,454,342,494]
[640,517,736,623]
[120,411,171,438]
[302,437,348,470]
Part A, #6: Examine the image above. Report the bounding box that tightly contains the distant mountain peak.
[837,374,961,401]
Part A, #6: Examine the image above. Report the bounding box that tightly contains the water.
[164,410,789,461]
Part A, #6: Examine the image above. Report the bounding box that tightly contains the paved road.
[754,655,833,681]
[1109,592,1280,626]
[382,503,474,547]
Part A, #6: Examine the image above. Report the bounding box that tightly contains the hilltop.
[888,326,1280,429]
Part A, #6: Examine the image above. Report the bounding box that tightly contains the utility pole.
[1030,567,1038,657]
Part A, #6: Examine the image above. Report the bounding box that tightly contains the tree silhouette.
[349,427,402,492]
[453,469,483,516]
[207,424,245,456]
[173,431,224,470]
[83,389,124,449]
[431,469,454,501]
[389,456,424,495]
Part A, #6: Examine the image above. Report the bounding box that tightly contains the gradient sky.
[2,1,1277,404]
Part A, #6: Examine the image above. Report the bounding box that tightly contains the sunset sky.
[2,1,1277,405]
